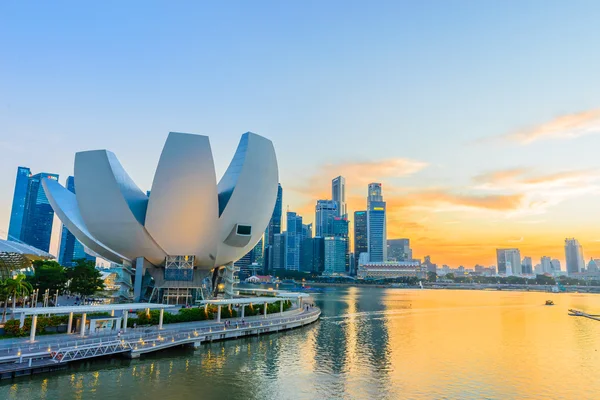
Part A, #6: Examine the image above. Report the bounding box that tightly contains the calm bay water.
[2,287,600,399]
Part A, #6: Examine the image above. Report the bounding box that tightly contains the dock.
[568,309,600,320]
[0,306,320,379]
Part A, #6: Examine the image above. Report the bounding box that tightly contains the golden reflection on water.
[2,289,600,400]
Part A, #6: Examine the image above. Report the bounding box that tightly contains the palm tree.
[4,275,33,320]
[0,280,8,324]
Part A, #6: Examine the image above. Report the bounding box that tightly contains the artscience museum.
[42,132,278,304]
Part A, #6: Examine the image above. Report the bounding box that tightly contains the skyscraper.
[551,259,562,275]
[332,176,346,218]
[265,184,283,246]
[565,238,584,275]
[272,233,287,270]
[58,176,95,267]
[521,256,532,274]
[324,236,347,275]
[496,248,521,275]
[263,184,282,272]
[354,211,368,269]
[540,256,552,274]
[387,239,412,261]
[7,166,31,241]
[21,172,59,252]
[285,211,303,271]
[367,183,386,262]
[315,200,337,237]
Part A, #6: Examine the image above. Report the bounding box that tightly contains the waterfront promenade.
[0,305,320,378]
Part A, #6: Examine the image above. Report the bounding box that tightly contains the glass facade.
[21,172,59,252]
[285,212,303,271]
[7,166,31,241]
[58,176,95,267]
[266,184,283,245]
[367,183,386,263]
[324,236,347,274]
[354,211,368,265]
[315,200,337,237]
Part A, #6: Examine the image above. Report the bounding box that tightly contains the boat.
[545,300,554,306]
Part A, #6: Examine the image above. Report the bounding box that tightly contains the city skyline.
[3,2,600,267]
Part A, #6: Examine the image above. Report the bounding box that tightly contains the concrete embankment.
[0,307,321,380]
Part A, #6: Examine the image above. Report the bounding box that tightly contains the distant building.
[315,200,337,237]
[354,211,368,270]
[551,259,562,275]
[422,255,437,273]
[58,176,95,267]
[496,248,521,275]
[272,233,286,270]
[7,166,31,241]
[285,212,303,271]
[324,236,348,275]
[587,259,598,273]
[540,256,552,274]
[367,183,386,262]
[331,176,347,218]
[565,238,584,275]
[357,261,424,280]
[265,184,283,246]
[387,239,412,261]
[521,256,533,274]
[20,172,59,252]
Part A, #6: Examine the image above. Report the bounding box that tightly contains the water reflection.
[2,288,600,399]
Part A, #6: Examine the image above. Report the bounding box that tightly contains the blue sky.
[2,1,600,265]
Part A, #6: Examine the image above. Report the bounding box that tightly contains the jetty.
[568,309,600,320]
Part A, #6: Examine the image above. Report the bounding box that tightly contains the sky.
[2,1,600,268]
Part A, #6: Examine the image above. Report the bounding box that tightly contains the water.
[2,287,600,399]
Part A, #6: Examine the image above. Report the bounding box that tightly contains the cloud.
[472,167,600,216]
[502,109,600,144]
[288,157,428,200]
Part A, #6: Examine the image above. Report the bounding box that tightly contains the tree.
[27,260,68,293]
[67,259,105,298]
[427,271,437,282]
[2,274,33,321]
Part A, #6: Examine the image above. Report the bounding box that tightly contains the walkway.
[0,306,308,359]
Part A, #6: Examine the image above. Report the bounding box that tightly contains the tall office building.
[521,256,532,274]
[551,259,562,275]
[7,166,31,241]
[272,233,287,270]
[302,236,325,273]
[367,183,386,262]
[285,212,303,271]
[354,211,368,269]
[58,176,95,267]
[324,236,347,275]
[496,248,521,275]
[540,256,552,274]
[265,184,283,246]
[315,200,337,237]
[20,172,59,252]
[565,238,584,275]
[332,176,347,218]
[387,239,412,261]
[332,216,350,272]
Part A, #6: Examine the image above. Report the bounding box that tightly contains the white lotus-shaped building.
[42,132,278,302]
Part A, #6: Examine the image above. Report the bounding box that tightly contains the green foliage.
[28,260,68,293]
[2,314,70,337]
[427,271,437,282]
[67,260,105,297]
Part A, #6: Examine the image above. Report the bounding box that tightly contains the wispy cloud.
[472,167,600,216]
[502,109,600,144]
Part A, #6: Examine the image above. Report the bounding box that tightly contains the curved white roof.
[43,131,278,270]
